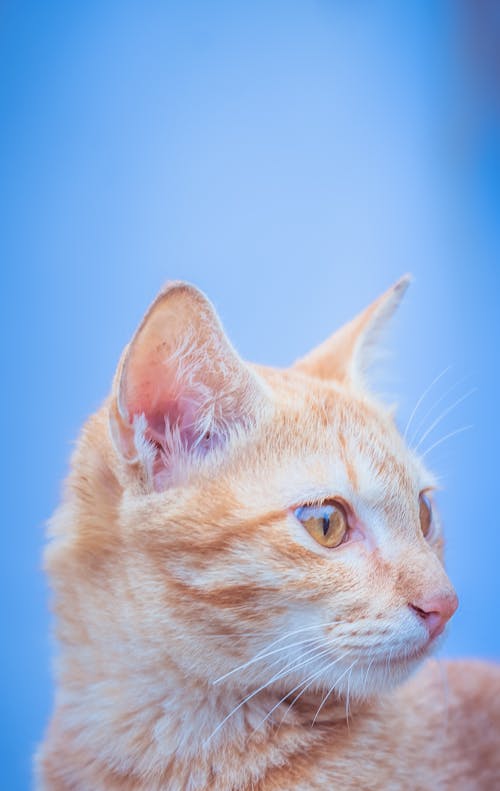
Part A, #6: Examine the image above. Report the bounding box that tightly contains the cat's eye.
[419,491,433,538]
[294,501,348,548]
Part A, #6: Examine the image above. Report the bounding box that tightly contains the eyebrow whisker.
[403,365,452,441]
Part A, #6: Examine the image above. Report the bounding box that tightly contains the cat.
[36,277,500,790]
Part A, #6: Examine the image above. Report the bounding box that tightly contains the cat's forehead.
[255,365,397,438]
[250,366,429,509]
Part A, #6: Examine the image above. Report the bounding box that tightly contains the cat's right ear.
[292,276,410,388]
[109,282,267,491]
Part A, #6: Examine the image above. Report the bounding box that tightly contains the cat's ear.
[292,276,411,386]
[109,282,266,490]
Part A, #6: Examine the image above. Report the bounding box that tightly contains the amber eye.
[294,501,348,548]
[419,492,433,538]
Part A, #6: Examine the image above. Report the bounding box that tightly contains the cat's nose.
[409,592,458,640]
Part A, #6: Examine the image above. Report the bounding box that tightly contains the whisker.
[252,663,332,737]
[403,365,452,441]
[212,635,328,685]
[255,651,353,737]
[206,642,336,744]
[420,425,473,460]
[408,375,471,448]
[241,641,325,685]
[254,620,343,656]
[212,636,322,685]
[311,659,358,726]
[384,647,393,689]
[345,663,354,729]
[254,640,341,685]
[362,653,376,697]
[212,621,342,685]
[279,651,353,730]
[267,642,342,688]
[413,388,477,453]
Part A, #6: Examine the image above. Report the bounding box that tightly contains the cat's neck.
[53,644,367,790]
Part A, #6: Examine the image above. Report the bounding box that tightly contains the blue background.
[2,2,499,788]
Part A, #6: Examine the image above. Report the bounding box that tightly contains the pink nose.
[409,593,458,640]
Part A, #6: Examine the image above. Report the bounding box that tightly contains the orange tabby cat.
[37,278,500,790]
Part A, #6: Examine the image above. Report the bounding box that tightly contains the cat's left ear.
[292,275,411,386]
[109,282,268,490]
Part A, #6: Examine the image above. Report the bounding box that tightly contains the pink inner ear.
[142,395,208,451]
[122,380,218,491]
[121,348,222,480]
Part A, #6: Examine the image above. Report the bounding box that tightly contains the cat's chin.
[343,647,433,700]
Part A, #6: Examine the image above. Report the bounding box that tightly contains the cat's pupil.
[322,516,330,536]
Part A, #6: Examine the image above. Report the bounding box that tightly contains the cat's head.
[106,279,457,707]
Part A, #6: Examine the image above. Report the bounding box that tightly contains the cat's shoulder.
[399,657,500,718]
[438,657,500,731]
[409,657,500,706]
[391,657,500,788]
[442,657,500,694]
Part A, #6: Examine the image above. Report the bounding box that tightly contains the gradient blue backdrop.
[2,1,499,788]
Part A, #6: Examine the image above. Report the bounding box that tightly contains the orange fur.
[36,279,500,790]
